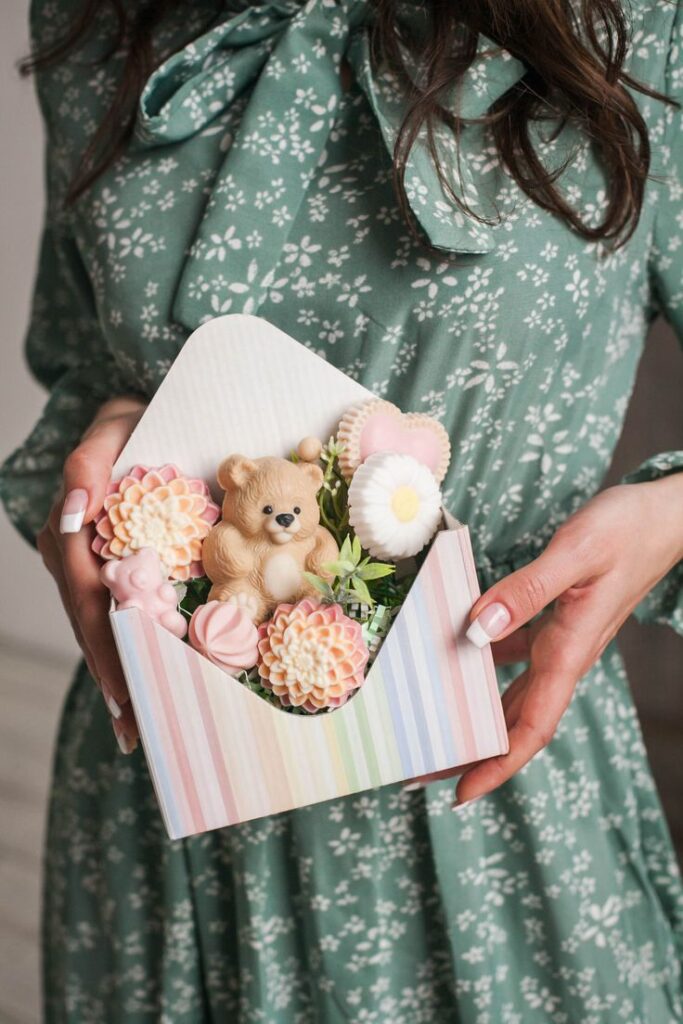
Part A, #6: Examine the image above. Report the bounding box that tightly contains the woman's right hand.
[37,396,147,753]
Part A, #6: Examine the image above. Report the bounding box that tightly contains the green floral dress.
[2,0,683,1020]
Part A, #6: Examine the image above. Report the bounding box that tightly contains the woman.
[2,0,682,1019]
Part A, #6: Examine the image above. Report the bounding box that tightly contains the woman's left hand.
[414,476,683,809]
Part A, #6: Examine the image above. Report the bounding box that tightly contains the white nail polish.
[451,795,483,814]
[115,729,133,755]
[59,489,89,534]
[103,686,122,719]
[465,618,491,648]
[59,509,86,534]
[112,720,136,755]
[466,602,511,648]
[107,695,122,719]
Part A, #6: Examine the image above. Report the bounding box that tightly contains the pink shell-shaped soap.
[189,601,259,675]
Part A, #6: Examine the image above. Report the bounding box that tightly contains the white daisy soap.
[348,451,443,560]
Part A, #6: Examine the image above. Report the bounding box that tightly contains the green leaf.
[322,559,355,577]
[339,534,353,563]
[303,572,335,599]
[352,534,362,562]
[357,562,395,581]
[349,577,373,605]
[179,575,213,618]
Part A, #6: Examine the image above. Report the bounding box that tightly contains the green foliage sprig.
[315,437,350,548]
[179,575,212,621]
[304,533,395,610]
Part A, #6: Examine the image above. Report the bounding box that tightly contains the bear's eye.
[262,505,273,515]
[293,506,301,515]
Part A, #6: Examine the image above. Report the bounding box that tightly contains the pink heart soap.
[338,400,451,482]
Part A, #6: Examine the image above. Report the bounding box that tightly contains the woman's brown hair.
[21,0,677,248]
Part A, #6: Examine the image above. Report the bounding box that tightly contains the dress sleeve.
[0,222,139,546]
[621,6,683,635]
[0,0,143,545]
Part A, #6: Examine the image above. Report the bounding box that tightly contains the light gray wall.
[0,3,77,658]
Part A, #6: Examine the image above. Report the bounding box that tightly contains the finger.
[404,761,480,789]
[112,706,139,752]
[45,524,139,746]
[500,670,529,720]
[112,720,138,756]
[465,528,602,649]
[60,524,131,713]
[491,628,531,665]
[456,603,603,805]
[491,613,549,665]
[409,629,545,795]
[445,673,528,804]
[42,502,134,729]
[454,672,575,807]
[59,413,136,533]
[406,632,539,789]
[37,526,100,683]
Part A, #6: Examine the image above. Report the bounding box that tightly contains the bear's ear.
[217,454,258,490]
[296,461,324,490]
[100,560,118,586]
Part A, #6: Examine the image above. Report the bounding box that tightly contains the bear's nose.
[275,513,295,528]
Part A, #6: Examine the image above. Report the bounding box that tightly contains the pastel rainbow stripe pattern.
[111,524,508,839]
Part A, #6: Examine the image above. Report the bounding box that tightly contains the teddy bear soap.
[100,547,187,639]
[202,446,339,625]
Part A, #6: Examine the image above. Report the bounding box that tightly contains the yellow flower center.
[390,485,420,523]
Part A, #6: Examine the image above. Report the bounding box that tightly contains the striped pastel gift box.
[108,315,508,839]
[112,524,506,838]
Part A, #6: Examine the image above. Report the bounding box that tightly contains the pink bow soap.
[100,547,187,638]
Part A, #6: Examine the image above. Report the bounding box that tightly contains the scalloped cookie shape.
[337,399,451,483]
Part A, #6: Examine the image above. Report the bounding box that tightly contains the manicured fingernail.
[451,795,483,813]
[403,781,424,792]
[102,685,122,719]
[466,602,511,647]
[59,489,88,534]
[112,719,137,755]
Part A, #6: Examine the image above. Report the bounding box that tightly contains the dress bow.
[134,0,526,330]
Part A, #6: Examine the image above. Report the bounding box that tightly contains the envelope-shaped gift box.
[109,315,508,839]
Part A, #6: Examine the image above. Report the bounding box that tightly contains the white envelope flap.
[113,315,373,496]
